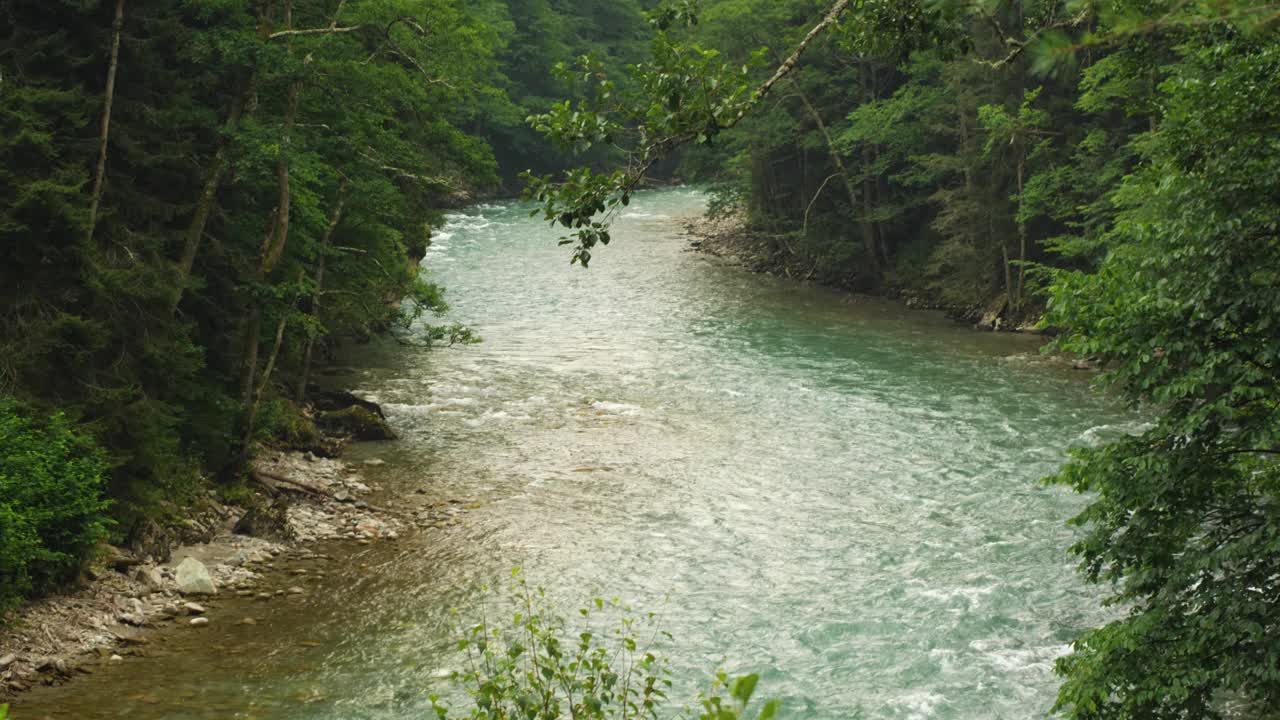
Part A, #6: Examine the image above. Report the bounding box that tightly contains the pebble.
[287,586,305,595]
[189,617,210,627]
[183,602,207,615]
[0,653,16,670]
[241,617,258,626]
[109,655,123,662]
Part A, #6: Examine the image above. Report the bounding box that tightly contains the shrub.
[0,398,110,615]
[430,570,778,720]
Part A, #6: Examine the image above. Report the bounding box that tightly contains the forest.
[2,1,1279,719]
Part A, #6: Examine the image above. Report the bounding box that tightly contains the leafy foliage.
[0,398,110,614]
[429,571,779,720]
[1044,35,1280,719]
[535,2,1280,717]
[0,0,524,607]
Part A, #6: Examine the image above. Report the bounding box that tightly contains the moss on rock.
[316,407,395,441]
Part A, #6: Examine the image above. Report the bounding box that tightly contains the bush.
[0,398,110,615]
[430,570,778,720]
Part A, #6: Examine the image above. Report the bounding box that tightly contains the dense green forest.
[3,1,1280,718]
[0,0,654,606]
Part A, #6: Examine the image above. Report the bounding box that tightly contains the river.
[14,188,1133,719]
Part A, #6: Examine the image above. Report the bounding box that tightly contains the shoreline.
[680,212,1046,335]
[0,441,422,702]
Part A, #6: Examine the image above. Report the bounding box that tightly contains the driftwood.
[249,469,400,516]
[251,470,334,499]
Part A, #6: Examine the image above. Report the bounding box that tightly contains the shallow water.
[15,188,1133,719]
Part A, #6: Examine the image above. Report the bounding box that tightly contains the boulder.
[234,498,295,542]
[316,406,395,441]
[310,389,386,419]
[282,412,345,458]
[127,518,174,564]
[174,557,217,595]
[134,566,165,590]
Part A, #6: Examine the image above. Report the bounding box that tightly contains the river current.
[15,188,1133,719]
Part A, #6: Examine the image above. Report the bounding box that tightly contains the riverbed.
[14,188,1133,719]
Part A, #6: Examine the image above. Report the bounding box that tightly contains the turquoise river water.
[14,188,1136,720]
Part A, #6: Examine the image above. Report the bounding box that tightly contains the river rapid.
[15,188,1134,719]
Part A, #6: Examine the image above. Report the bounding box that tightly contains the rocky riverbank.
[682,213,1047,335]
[0,445,419,701]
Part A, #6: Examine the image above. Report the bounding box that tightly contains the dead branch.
[269,24,364,40]
[251,470,333,498]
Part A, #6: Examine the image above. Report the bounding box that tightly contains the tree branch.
[268,24,363,40]
[750,0,851,109]
[976,10,1091,69]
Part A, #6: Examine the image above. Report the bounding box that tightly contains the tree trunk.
[296,181,348,403]
[1015,153,1027,312]
[999,211,1014,314]
[172,89,249,311]
[86,0,126,245]
[240,310,288,465]
[240,0,298,410]
[792,83,880,276]
[239,211,276,408]
[865,64,884,269]
[239,0,350,461]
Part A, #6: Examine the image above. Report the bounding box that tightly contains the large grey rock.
[174,557,217,595]
[134,566,164,590]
